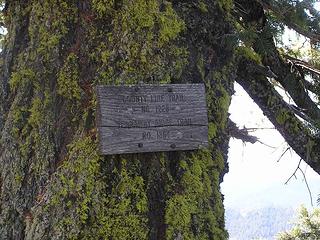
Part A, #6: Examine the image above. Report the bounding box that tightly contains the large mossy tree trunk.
[0,1,235,239]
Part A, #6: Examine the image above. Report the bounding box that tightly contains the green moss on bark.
[34,137,149,240]
[165,150,227,240]
[90,0,187,85]
[57,53,81,101]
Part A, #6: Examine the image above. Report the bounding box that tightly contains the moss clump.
[28,97,43,129]
[276,108,290,125]
[9,68,36,92]
[57,53,81,101]
[92,0,114,17]
[236,46,262,64]
[198,1,209,13]
[216,0,234,13]
[158,2,185,45]
[45,136,102,238]
[206,77,232,130]
[97,160,148,239]
[11,106,29,138]
[45,137,148,240]
[28,1,78,61]
[90,0,188,85]
[275,107,301,134]
[165,195,195,239]
[208,122,218,139]
[165,150,227,240]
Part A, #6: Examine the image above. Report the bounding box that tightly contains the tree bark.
[0,1,235,239]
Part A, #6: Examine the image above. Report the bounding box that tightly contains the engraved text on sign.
[96,84,209,155]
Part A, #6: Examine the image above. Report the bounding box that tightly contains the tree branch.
[285,158,302,184]
[236,57,320,175]
[253,29,320,124]
[301,79,318,95]
[257,0,320,43]
[234,0,320,124]
[277,147,290,163]
[284,54,320,77]
[298,166,314,207]
[284,158,314,206]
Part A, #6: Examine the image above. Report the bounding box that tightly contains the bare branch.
[285,159,302,184]
[245,127,275,131]
[257,140,276,148]
[298,166,314,207]
[287,104,319,127]
[284,54,320,77]
[277,147,290,162]
[284,158,314,206]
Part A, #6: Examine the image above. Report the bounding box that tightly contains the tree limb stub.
[228,119,259,144]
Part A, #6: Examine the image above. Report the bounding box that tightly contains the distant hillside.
[225,206,295,240]
[223,179,320,211]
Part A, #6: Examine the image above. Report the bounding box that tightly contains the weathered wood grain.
[99,126,209,155]
[96,84,209,155]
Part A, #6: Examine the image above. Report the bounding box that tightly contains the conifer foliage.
[277,206,320,240]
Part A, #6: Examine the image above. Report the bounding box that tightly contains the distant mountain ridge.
[225,206,295,240]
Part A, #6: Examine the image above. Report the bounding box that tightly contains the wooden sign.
[96,84,209,155]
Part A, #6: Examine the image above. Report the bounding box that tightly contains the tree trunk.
[0,1,235,239]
